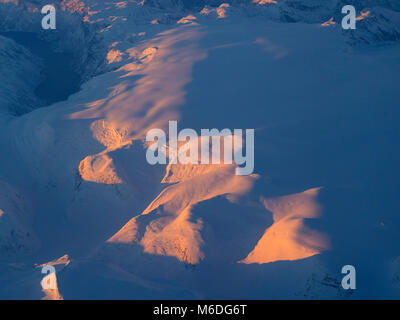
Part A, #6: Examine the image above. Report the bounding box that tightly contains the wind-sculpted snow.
[109,163,256,264]
[77,26,206,184]
[0,0,399,299]
[240,188,329,264]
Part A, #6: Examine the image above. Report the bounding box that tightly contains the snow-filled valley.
[0,0,400,299]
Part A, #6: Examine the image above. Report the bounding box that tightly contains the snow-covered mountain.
[0,34,43,119]
[0,0,399,299]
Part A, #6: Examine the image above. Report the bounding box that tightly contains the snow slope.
[0,34,43,120]
[0,0,399,299]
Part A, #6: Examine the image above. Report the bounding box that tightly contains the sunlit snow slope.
[0,0,399,299]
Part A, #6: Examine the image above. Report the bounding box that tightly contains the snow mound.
[240,187,329,264]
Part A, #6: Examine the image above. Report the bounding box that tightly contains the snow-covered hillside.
[0,34,43,120]
[0,0,399,299]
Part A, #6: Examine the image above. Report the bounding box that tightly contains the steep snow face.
[276,0,339,23]
[0,0,400,299]
[1,31,83,107]
[343,7,400,45]
[0,0,107,119]
[337,0,400,12]
[0,35,43,119]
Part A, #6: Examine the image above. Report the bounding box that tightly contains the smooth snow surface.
[0,0,399,299]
